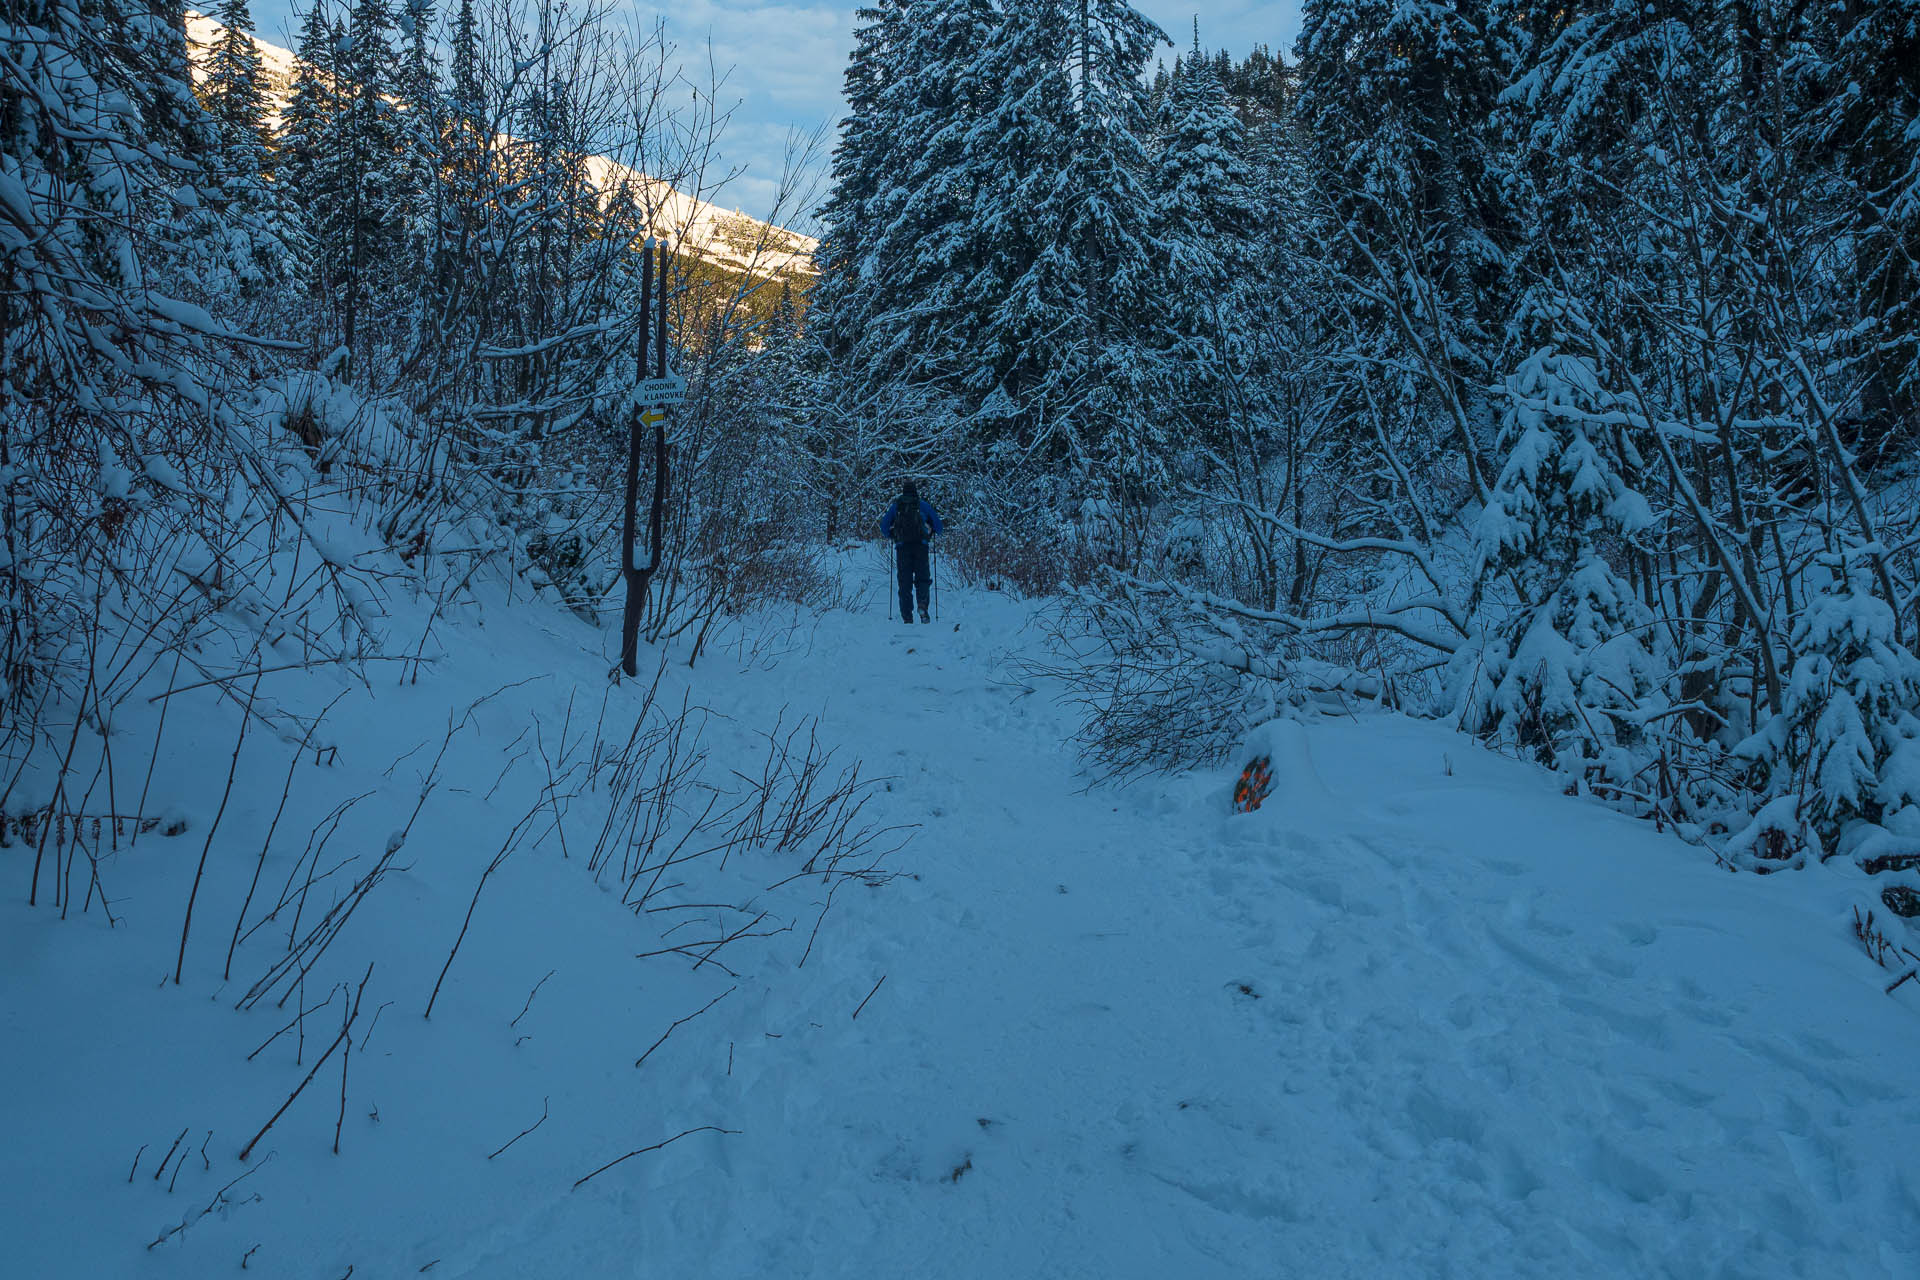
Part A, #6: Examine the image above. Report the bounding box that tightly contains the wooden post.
[620,243,677,677]
[656,237,669,388]
[619,245,655,677]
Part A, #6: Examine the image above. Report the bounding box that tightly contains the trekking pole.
[931,538,939,622]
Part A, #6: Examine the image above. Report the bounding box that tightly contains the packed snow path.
[455,586,1919,1278]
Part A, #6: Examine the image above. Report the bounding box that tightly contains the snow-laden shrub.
[1457,553,1664,786]
[1456,347,1663,793]
[1027,568,1388,782]
[1036,574,1291,780]
[1732,545,1920,864]
[941,466,1106,597]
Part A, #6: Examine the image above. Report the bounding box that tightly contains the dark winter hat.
[901,480,919,499]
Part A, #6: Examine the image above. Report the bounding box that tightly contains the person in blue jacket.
[880,480,944,623]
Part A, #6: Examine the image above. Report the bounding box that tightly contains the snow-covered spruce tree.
[1056,0,1168,555]
[754,285,834,536]
[811,0,908,374]
[1213,49,1330,615]
[965,0,1080,439]
[423,0,493,356]
[810,0,1189,570]
[1149,33,1258,455]
[446,0,481,126]
[854,0,999,391]
[807,1,948,530]
[279,1,350,344]
[196,0,311,299]
[1730,546,1920,871]
[1814,0,1920,431]
[393,0,445,298]
[1294,0,1512,507]
[200,0,268,149]
[808,0,1010,542]
[333,0,410,373]
[927,0,1171,559]
[272,0,408,374]
[1455,342,1663,795]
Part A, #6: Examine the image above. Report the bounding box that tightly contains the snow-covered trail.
[459,585,1919,1278]
[7,574,1917,1279]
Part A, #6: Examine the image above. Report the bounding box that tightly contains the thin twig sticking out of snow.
[239,964,373,1161]
[634,986,736,1069]
[510,969,556,1030]
[175,676,261,984]
[486,1098,550,1161]
[226,693,345,981]
[424,801,541,1019]
[572,1126,741,1189]
[852,974,886,1021]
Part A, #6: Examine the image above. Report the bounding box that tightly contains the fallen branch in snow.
[632,943,740,978]
[486,1097,550,1160]
[147,1154,272,1250]
[236,854,394,1014]
[571,1126,740,1189]
[635,914,794,973]
[852,974,886,1021]
[694,911,788,970]
[144,656,423,704]
[635,986,736,1068]
[510,969,556,1030]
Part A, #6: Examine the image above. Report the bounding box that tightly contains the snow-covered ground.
[5,551,1918,1278]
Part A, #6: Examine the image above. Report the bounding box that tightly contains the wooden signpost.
[619,240,687,677]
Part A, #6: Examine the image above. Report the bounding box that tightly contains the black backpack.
[894,495,927,544]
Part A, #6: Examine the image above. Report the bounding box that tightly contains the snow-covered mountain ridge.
[182,9,818,278]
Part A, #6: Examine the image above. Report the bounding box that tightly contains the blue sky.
[244,1,1305,226]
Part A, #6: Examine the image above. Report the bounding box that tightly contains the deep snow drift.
[5,553,1918,1279]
